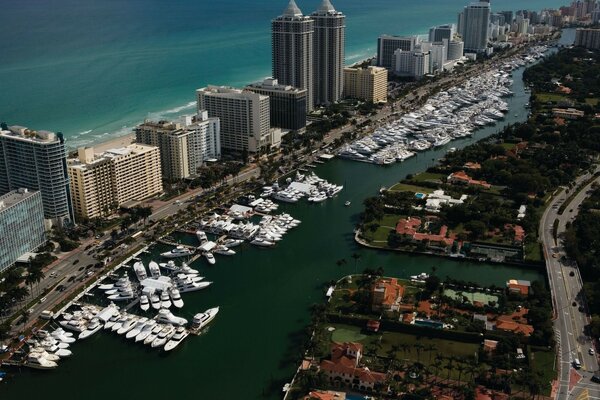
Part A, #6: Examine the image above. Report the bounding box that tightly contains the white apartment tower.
[272,1,314,111]
[311,0,345,106]
[196,86,271,153]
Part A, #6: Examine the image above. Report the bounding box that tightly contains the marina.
[0,60,548,399]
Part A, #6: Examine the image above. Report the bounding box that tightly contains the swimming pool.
[414,319,444,329]
[415,192,426,199]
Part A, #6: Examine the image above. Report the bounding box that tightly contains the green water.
[0,66,545,399]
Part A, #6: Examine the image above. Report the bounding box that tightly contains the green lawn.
[362,214,402,243]
[524,241,543,263]
[536,93,568,103]
[500,142,517,150]
[530,348,556,396]
[389,183,434,194]
[411,172,445,183]
[585,98,599,106]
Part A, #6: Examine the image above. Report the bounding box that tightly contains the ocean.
[0,0,565,147]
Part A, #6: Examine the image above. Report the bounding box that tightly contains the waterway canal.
[1,62,550,399]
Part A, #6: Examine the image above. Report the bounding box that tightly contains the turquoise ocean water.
[1,0,565,147]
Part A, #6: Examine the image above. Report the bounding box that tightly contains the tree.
[425,275,441,293]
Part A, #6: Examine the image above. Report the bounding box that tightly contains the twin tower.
[272,0,345,111]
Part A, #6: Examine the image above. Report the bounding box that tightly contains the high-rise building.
[462,1,491,53]
[490,13,506,26]
[393,49,430,79]
[0,125,74,227]
[272,0,314,111]
[429,24,456,42]
[68,145,163,219]
[447,40,465,60]
[245,78,307,131]
[377,35,419,69]
[420,41,447,73]
[135,113,221,181]
[196,86,274,153]
[343,66,388,103]
[574,28,600,49]
[499,10,514,24]
[0,189,46,273]
[311,0,345,106]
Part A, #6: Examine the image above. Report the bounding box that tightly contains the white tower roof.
[282,0,303,17]
[317,0,336,13]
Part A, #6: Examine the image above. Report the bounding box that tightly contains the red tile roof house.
[320,342,388,392]
[395,217,456,250]
[304,390,347,400]
[447,171,491,189]
[372,278,405,312]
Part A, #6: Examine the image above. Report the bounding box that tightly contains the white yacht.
[250,237,274,247]
[196,230,208,243]
[110,315,130,332]
[79,318,102,340]
[221,238,243,248]
[410,272,430,282]
[203,252,216,265]
[213,245,235,256]
[160,291,172,309]
[117,317,138,335]
[164,326,189,352]
[143,324,164,345]
[150,325,176,348]
[51,329,76,344]
[150,294,161,310]
[134,320,157,343]
[170,288,184,309]
[133,261,148,281]
[148,261,161,279]
[140,295,150,312]
[160,245,194,259]
[24,353,58,370]
[175,277,211,293]
[190,307,220,332]
[155,309,187,326]
[126,318,149,339]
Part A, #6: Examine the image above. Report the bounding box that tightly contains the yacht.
[155,309,188,326]
[164,326,189,352]
[79,318,102,340]
[104,314,120,330]
[175,277,211,293]
[191,307,219,333]
[126,318,149,339]
[24,353,58,370]
[133,261,148,281]
[107,289,135,301]
[134,320,157,343]
[29,349,60,362]
[117,317,138,335]
[143,324,164,345]
[148,261,161,279]
[160,246,194,259]
[221,238,243,248]
[140,295,150,312]
[203,252,216,265]
[150,294,161,310]
[150,325,176,348]
[196,230,208,243]
[410,272,430,282]
[110,315,130,332]
[213,245,235,256]
[170,288,184,309]
[51,329,76,344]
[250,237,274,247]
[160,291,172,309]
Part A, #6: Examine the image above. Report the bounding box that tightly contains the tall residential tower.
[461,1,491,53]
[311,0,345,106]
[272,1,314,111]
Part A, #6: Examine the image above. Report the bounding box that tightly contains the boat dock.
[156,239,196,249]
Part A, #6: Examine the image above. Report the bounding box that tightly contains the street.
[540,168,600,400]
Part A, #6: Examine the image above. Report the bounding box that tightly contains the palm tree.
[414,343,425,363]
[456,361,466,384]
[446,357,455,382]
[426,344,437,365]
[28,267,45,296]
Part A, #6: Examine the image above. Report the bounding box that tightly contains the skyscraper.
[272,0,314,111]
[312,0,345,107]
[429,24,456,42]
[462,1,491,53]
[0,125,74,227]
[377,35,420,69]
[245,78,307,131]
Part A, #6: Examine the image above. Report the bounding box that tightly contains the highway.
[540,168,600,400]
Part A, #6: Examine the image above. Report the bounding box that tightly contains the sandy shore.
[87,133,137,152]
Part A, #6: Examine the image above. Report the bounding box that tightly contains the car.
[589,348,595,355]
[570,271,575,277]
[72,259,79,265]
[55,285,65,292]
[573,301,578,307]
[49,272,57,278]
[67,276,76,282]
[552,253,558,258]
[592,375,600,384]
[39,297,46,303]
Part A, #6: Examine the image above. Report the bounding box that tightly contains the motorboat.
[221,238,243,248]
[133,261,148,281]
[180,263,200,276]
[111,315,129,332]
[117,317,138,335]
[140,295,150,312]
[79,318,102,340]
[107,289,135,301]
[164,326,189,351]
[126,318,149,339]
[150,325,176,348]
[410,272,430,282]
[134,320,157,343]
[148,261,161,279]
[203,252,216,265]
[104,314,120,330]
[150,294,161,310]
[213,245,235,256]
[196,230,208,243]
[170,288,184,309]
[160,246,194,259]
[160,291,172,309]
[155,309,187,326]
[29,349,60,362]
[191,307,219,332]
[51,329,76,344]
[344,201,351,207]
[143,324,164,345]
[250,238,274,247]
[176,278,211,293]
[24,353,58,370]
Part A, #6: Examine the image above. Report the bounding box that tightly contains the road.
[540,168,600,400]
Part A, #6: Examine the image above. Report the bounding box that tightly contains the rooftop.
[0,189,40,210]
[1,126,59,143]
